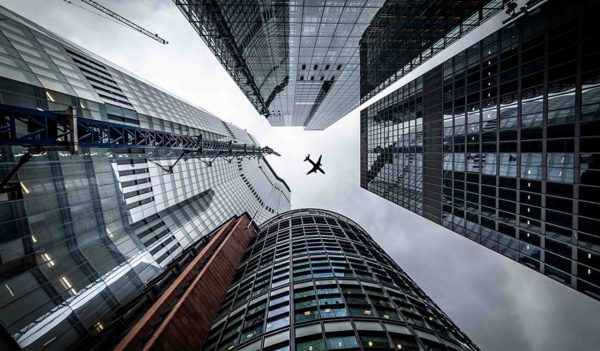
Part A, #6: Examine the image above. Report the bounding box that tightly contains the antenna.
[63,0,168,44]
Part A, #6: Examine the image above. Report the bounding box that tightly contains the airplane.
[304,154,325,175]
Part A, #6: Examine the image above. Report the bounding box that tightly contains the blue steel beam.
[0,104,73,148]
[0,103,280,189]
[0,104,278,157]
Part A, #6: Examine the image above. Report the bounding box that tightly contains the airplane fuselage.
[304,154,325,175]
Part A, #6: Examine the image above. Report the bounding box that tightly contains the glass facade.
[361,0,600,301]
[0,6,291,350]
[358,0,501,103]
[205,209,479,351]
[176,1,501,130]
[361,77,425,216]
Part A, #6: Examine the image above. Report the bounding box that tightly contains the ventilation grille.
[66,48,132,107]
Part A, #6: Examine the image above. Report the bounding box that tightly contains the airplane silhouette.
[304,154,325,175]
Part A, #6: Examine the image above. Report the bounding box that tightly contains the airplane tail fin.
[304,154,310,162]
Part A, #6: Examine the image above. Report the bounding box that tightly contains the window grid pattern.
[205,209,478,351]
[0,7,291,350]
[361,0,600,302]
[0,6,242,139]
[178,1,501,131]
[359,0,502,103]
[361,79,424,215]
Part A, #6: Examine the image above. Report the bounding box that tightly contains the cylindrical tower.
[204,209,478,351]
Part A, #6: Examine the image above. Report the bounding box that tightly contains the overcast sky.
[4,1,600,350]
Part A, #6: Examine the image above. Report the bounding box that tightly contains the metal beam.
[0,104,278,154]
[66,0,168,44]
[0,103,280,188]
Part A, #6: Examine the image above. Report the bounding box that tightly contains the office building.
[0,6,291,350]
[175,0,503,130]
[361,0,600,301]
[203,208,479,351]
[113,213,259,351]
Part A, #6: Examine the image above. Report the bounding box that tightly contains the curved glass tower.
[204,209,478,351]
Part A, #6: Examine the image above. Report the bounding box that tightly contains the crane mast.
[0,104,280,193]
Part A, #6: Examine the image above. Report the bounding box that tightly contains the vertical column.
[422,65,444,224]
[360,110,369,189]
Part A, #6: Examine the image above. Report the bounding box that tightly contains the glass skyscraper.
[0,6,291,350]
[204,208,479,351]
[361,0,600,301]
[175,0,503,130]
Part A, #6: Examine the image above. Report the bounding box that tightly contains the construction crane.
[63,0,168,44]
[0,104,280,193]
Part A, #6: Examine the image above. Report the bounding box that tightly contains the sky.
[3,1,600,350]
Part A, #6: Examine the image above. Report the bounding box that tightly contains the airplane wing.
[305,155,324,175]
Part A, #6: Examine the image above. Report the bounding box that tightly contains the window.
[389,333,419,351]
[521,153,542,180]
[359,334,390,349]
[247,300,267,316]
[268,305,290,319]
[296,338,325,351]
[295,308,318,322]
[266,316,289,332]
[264,331,290,350]
[240,324,263,343]
[270,293,290,307]
[547,154,574,183]
[320,307,347,318]
[326,335,359,350]
[377,309,401,321]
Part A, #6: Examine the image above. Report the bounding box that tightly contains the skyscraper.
[0,6,290,350]
[203,208,479,351]
[361,0,600,301]
[175,1,503,130]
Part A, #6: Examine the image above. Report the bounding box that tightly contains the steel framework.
[0,103,279,191]
[173,0,269,115]
[65,0,168,44]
